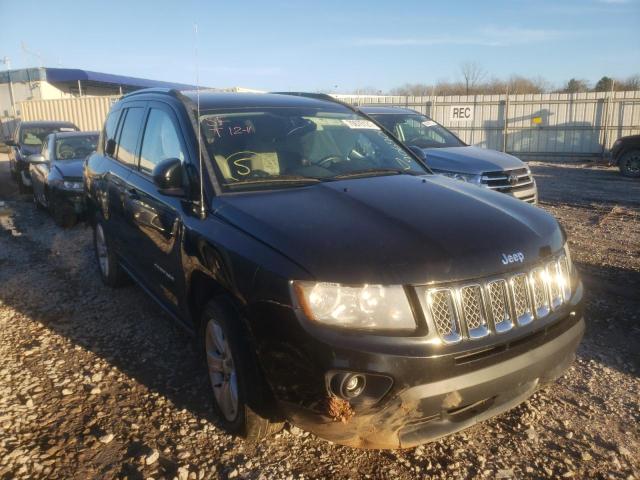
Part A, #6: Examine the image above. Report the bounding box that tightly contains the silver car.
[361,106,538,204]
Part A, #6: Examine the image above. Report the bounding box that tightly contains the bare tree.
[460,62,486,95]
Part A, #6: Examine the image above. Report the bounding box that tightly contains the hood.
[422,146,526,174]
[19,145,42,157]
[53,159,84,179]
[213,175,563,285]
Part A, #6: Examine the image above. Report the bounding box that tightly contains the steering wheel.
[316,154,344,168]
[58,145,75,159]
[74,147,92,158]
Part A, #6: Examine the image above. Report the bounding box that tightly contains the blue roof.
[43,67,198,90]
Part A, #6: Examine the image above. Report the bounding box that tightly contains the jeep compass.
[84,89,584,449]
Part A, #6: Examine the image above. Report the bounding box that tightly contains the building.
[0,67,198,118]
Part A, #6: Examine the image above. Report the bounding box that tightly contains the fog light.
[339,374,366,399]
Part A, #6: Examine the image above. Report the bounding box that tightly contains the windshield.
[20,126,78,146]
[54,134,99,160]
[199,108,429,190]
[370,113,465,149]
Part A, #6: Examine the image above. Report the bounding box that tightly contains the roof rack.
[121,87,180,99]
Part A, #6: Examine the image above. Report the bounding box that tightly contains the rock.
[496,469,514,479]
[228,469,239,478]
[145,450,159,465]
[525,427,538,441]
[99,433,114,444]
[61,388,73,396]
[562,471,575,478]
[177,467,189,480]
[90,387,101,395]
[581,452,592,461]
[177,451,191,460]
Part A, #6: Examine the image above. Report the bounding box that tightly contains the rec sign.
[450,105,474,122]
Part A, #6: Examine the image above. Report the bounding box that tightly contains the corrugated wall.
[337,91,640,159]
[17,91,640,159]
[18,96,119,131]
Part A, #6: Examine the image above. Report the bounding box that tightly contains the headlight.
[439,171,484,186]
[292,281,416,331]
[62,181,83,190]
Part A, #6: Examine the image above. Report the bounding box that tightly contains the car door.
[102,103,147,262]
[123,102,189,312]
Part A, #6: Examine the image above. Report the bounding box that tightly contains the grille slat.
[425,256,571,343]
[427,289,461,343]
[487,280,513,333]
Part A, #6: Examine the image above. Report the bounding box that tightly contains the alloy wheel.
[205,319,239,422]
[95,224,109,277]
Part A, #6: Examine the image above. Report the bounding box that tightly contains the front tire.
[202,300,282,442]
[93,219,127,287]
[619,149,640,178]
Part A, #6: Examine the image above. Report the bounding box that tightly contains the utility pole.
[1,57,16,116]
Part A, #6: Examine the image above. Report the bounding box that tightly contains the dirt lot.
[0,155,638,480]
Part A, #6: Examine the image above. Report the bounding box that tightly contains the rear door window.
[115,107,145,167]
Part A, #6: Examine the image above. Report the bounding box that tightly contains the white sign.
[450,105,474,122]
[341,119,380,130]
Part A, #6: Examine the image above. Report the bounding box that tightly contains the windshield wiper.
[327,168,419,180]
[225,175,323,190]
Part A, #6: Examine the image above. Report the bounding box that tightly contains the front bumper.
[277,314,583,449]
[506,180,538,204]
[52,188,85,214]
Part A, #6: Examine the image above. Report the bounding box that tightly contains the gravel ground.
[0,156,638,480]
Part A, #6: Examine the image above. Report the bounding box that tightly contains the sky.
[0,0,638,92]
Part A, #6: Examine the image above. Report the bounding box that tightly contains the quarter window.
[140,109,186,174]
[116,107,144,167]
[102,110,121,155]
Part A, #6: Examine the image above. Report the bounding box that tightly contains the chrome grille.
[424,255,572,344]
[546,261,562,309]
[511,273,533,325]
[426,289,461,343]
[481,167,534,192]
[459,285,489,338]
[487,280,512,332]
[529,268,550,318]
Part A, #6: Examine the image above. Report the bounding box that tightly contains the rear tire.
[93,218,128,287]
[201,299,283,442]
[619,149,640,178]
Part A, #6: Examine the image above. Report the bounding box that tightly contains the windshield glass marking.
[199,108,428,191]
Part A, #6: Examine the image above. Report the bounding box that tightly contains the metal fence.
[13,91,640,160]
[337,91,640,160]
[17,96,118,132]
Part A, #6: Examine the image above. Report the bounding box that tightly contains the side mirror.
[27,154,47,164]
[5,139,16,147]
[105,138,116,157]
[152,158,186,196]
[407,145,427,160]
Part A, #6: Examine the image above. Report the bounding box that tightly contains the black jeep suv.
[84,89,584,449]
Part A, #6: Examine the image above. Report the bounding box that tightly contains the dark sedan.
[6,120,80,192]
[29,131,99,227]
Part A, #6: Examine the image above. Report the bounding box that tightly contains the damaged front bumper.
[272,312,584,449]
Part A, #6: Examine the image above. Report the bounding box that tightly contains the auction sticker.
[422,120,437,127]
[341,119,380,130]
